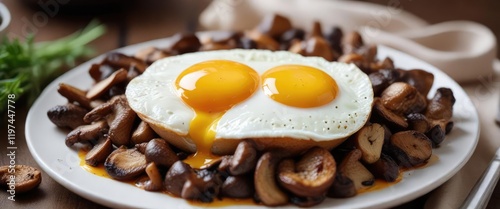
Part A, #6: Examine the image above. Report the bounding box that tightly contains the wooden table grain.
[0,0,499,208]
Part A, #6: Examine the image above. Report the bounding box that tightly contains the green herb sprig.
[0,21,105,113]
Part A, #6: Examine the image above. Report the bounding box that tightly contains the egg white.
[125,49,373,142]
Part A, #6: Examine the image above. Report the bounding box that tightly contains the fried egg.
[125,49,373,168]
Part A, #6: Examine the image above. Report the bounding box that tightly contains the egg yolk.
[175,60,259,168]
[261,65,338,108]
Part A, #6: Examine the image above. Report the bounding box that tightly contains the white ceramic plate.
[26,36,479,209]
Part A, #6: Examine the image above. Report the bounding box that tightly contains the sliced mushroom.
[326,172,357,198]
[140,162,164,191]
[164,161,195,196]
[57,83,92,109]
[339,149,374,190]
[229,140,258,175]
[337,53,364,65]
[278,147,336,197]
[85,137,113,166]
[0,165,42,193]
[102,52,148,73]
[245,30,280,51]
[366,153,399,182]
[370,57,395,71]
[257,13,292,38]
[221,175,254,198]
[168,33,202,54]
[254,151,289,206]
[426,124,445,147]
[354,123,384,164]
[84,95,137,146]
[181,169,222,202]
[145,138,179,168]
[86,68,128,100]
[381,82,427,115]
[104,146,147,180]
[131,121,156,145]
[65,120,108,147]
[402,69,434,96]
[389,130,432,168]
[425,88,456,121]
[47,103,88,129]
[135,47,172,65]
[407,113,430,134]
[369,69,403,96]
[371,98,408,131]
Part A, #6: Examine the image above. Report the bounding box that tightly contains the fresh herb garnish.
[0,21,105,113]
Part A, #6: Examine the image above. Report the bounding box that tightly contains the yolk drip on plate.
[175,60,259,168]
[175,60,340,168]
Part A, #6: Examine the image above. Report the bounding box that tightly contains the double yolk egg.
[126,50,373,168]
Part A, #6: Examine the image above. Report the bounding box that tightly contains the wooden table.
[1,0,499,208]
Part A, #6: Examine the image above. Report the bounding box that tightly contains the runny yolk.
[261,65,338,108]
[175,60,259,168]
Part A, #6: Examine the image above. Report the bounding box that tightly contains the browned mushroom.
[65,120,108,147]
[339,149,375,190]
[381,82,427,115]
[47,103,88,129]
[0,165,42,194]
[326,172,357,198]
[407,113,430,134]
[401,69,435,96]
[85,137,113,167]
[365,153,399,182]
[131,121,156,145]
[245,30,280,51]
[140,162,164,191]
[370,57,395,71]
[145,138,179,168]
[426,124,445,147]
[354,123,384,164]
[229,140,258,175]
[278,147,336,197]
[221,175,254,198]
[57,83,92,109]
[177,169,222,202]
[86,68,128,100]
[254,151,289,206]
[342,31,364,54]
[84,95,137,146]
[257,14,292,38]
[164,161,195,196]
[371,98,408,131]
[337,53,364,65]
[369,69,403,97]
[102,52,148,73]
[425,88,456,121]
[135,47,172,65]
[389,130,432,168]
[168,33,202,54]
[104,146,147,181]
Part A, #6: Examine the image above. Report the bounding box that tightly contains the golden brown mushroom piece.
[104,146,147,181]
[57,83,92,110]
[85,137,113,167]
[354,123,385,164]
[380,82,427,115]
[277,147,336,197]
[47,103,88,130]
[228,140,258,176]
[0,165,42,193]
[256,14,293,38]
[86,68,128,100]
[65,120,109,147]
[338,149,375,190]
[389,130,433,168]
[254,151,289,206]
[84,95,137,146]
[145,138,179,168]
[131,121,157,145]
